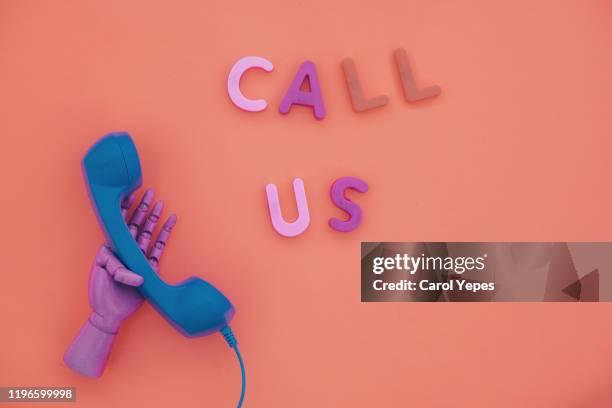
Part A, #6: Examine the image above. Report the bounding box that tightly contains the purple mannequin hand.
[64,189,177,377]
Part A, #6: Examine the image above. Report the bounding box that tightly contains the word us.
[228,48,441,119]
[266,177,368,237]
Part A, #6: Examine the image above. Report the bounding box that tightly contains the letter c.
[227,56,274,112]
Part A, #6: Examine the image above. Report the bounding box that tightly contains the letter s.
[328,177,368,232]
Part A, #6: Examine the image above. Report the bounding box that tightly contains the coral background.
[1,0,612,406]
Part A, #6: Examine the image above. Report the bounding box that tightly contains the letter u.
[265,178,310,237]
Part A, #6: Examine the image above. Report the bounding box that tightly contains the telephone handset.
[82,133,235,337]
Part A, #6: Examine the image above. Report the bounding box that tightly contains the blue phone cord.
[220,326,246,408]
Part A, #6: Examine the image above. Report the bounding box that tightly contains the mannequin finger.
[96,236,144,286]
[95,245,114,267]
[114,268,144,286]
[148,214,177,269]
[137,200,164,253]
[104,254,127,277]
[121,194,136,220]
[128,189,154,237]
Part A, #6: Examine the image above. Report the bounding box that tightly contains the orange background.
[2,0,612,407]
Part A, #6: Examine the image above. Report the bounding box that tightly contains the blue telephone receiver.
[82,133,235,337]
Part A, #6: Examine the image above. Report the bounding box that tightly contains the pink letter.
[266,178,310,237]
[227,56,274,112]
[329,177,368,232]
[279,61,326,120]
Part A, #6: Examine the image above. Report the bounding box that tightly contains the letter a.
[279,61,326,120]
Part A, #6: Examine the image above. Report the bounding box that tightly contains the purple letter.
[329,177,368,232]
[279,61,326,120]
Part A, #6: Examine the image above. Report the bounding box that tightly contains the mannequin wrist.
[88,312,121,334]
[64,320,116,378]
